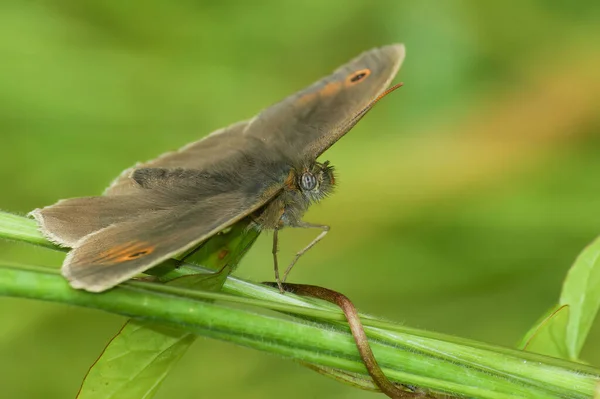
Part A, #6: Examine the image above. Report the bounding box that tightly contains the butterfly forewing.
[243,44,405,160]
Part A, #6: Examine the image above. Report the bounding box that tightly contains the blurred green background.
[1,1,600,398]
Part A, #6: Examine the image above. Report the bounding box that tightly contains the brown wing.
[32,155,284,249]
[62,190,273,292]
[109,44,404,196]
[29,195,153,247]
[243,44,405,159]
[106,120,251,195]
[32,120,256,246]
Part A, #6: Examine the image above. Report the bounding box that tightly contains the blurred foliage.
[1,1,599,398]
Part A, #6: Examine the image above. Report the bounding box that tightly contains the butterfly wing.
[32,121,262,246]
[106,120,252,195]
[243,44,405,159]
[109,44,405,197]
[30,194,154,247]
[105,43,405,199]
[63,182,280,292]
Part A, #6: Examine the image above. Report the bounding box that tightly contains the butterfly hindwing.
[63,190,274,292]
[30,194,153,247]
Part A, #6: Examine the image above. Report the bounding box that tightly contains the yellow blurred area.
[1,1,599,398]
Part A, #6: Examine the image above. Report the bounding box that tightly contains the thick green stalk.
[1,264,598,399]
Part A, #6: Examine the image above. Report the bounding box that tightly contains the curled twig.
[270,282,432,399]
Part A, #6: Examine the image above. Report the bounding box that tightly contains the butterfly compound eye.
[346,68,371,85]
[300,172,317,191]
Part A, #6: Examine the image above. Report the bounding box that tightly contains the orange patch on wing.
[296,81,342,105]
[218,249,229,260]
[94,241,155,263]
[319,81,342,96]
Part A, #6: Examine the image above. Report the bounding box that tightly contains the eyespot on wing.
[345,68,371,85]
[294,67,371,106]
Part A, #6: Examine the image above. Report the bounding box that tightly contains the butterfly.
[30,44,405,292]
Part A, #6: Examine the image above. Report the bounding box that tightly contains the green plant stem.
[0,211,57,249]
[1,264,598,399]
[1,212,600,398]
[167,265,600,397]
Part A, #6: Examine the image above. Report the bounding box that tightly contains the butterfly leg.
[282,222,330,283]
[272,227,285,293]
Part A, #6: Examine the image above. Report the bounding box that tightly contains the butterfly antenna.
[375,82,404,103]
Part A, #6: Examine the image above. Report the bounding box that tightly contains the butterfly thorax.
[253,161,335,230]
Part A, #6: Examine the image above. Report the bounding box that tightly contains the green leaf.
[519,304,570,359]
[77,323,197,399]
[559,235,600,360]
[77,221,259,399]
